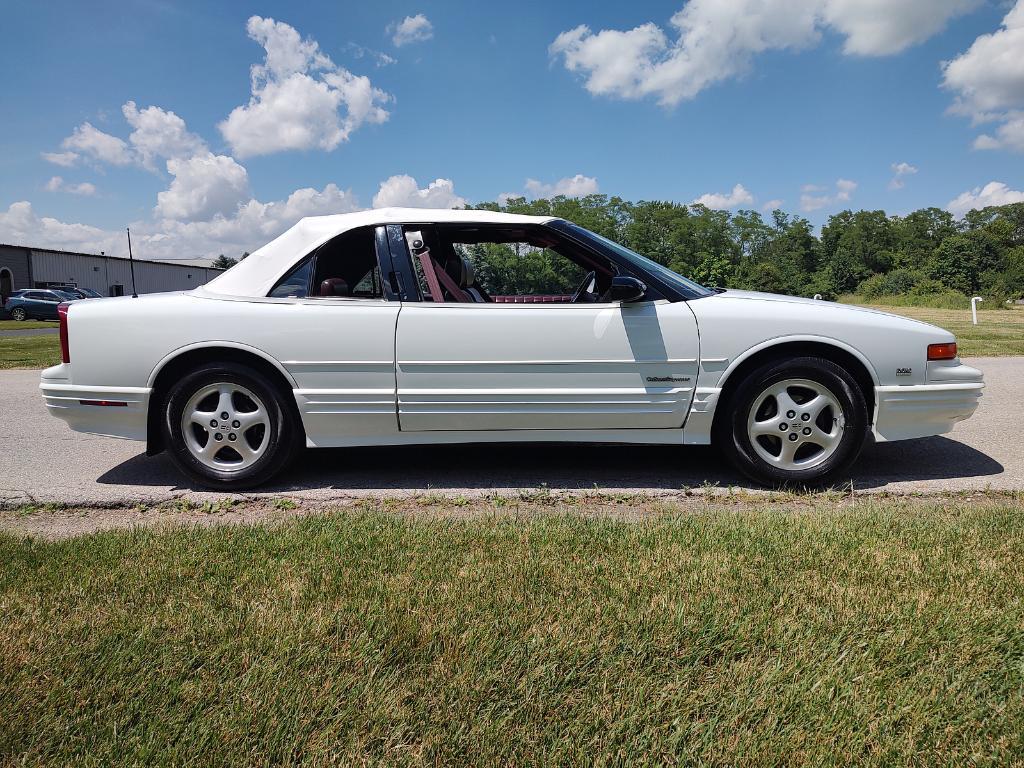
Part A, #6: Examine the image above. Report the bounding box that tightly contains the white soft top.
[201,207,556,298]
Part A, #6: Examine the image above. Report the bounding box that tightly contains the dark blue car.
[3,289,77,321]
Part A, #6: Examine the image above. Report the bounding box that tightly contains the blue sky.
[1,0,1022,260]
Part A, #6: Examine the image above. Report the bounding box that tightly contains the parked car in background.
[4,289,79,321]
[40,208,984,490]
[57,287,104,299]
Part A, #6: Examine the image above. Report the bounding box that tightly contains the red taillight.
[927,342,958,361]
[57,302,71,363]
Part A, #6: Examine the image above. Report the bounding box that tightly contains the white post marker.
[971,296,983,325]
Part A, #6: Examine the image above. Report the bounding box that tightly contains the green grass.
[3,498,1023,765]
[0,334,60,369]
[840,299,1024,357]
[0,319,58,330]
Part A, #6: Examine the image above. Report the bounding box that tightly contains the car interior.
[405,224,618,303]
[311,226,383,299]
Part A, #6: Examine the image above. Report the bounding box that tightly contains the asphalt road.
[1,357,1019,506]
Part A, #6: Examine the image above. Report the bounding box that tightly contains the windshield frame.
[545,220,714,301]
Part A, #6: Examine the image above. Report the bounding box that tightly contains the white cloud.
[823,0,979,56]
[943,1,1024,152]
[44,176,97,196]
[947,181,1024,216]
[888,161,918,190]
[346,43,397,67]
[0,182,362,261]
[41,151,79,167]
[372,175,465,209]
[390,14,433,47]
[154,153,250,222]
[219,16,391,158]
[0,201,122,255]
[61,122,133,166]
[691,183,753,210]
[551,0,977,107]
[152,183,362,255]
[800,178,857,211]
[761,198,783,211]
[523,174,600,199]
[50,102,206,172]
[972,111,1024,153]
[122,101,207,169]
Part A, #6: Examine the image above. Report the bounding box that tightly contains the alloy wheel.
[746,378,846,471]
[180,382,270,472]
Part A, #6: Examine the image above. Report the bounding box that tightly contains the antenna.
[126,227,138,298]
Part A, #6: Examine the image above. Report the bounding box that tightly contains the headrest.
[445,256,475,289]
[320,277,349,296]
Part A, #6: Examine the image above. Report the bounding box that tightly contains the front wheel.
[162,362,301,490]
[714,356,869,487]
[10,307,26,321]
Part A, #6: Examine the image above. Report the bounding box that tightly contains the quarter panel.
[63,292,401,443]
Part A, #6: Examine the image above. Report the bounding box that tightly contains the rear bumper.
[40,363,150,441]
[872,377,983,442]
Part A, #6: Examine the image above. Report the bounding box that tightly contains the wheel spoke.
[804,392,839,420]
[771,385,801,417]
[232,438,260,466]
[189,411,213,428]
[216,386,234,418]
[772,437,799,466]
[813,426,841,449]
[750,415,783,437]
[235,408,266,431]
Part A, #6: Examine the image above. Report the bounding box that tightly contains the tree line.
[473,196,1024,303]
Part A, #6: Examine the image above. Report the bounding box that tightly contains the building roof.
[202,207,556,298]
[0,243,222,270]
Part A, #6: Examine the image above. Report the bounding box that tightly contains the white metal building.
[0,243,223,301]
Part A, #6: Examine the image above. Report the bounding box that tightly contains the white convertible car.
[40,208,984,489]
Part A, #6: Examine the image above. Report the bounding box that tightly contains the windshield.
[563,224,715,299]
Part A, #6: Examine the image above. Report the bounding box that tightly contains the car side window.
[268,226,384,300]
[310,226,383,300]
[408,224,617,304]
[268,257,313,298]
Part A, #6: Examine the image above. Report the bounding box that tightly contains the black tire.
[713,356,869,488]
[161,362,301,490]
[11,307,26,321]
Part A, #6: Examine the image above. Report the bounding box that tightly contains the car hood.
[708,289,944,331]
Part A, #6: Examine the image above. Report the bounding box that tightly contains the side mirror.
[609,275,647,303]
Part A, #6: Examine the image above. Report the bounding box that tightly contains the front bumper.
[40,363,150,441]
[872,361,984,442]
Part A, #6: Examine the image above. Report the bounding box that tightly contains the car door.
[392,224,700,432]
[30,291,60,319]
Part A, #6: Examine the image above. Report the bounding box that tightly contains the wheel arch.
[145,342,301,456]
[710,336,878,436]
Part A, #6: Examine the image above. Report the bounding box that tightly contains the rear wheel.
[714,356,868,487]
[162,362,300,490]
[11,307,26,321]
